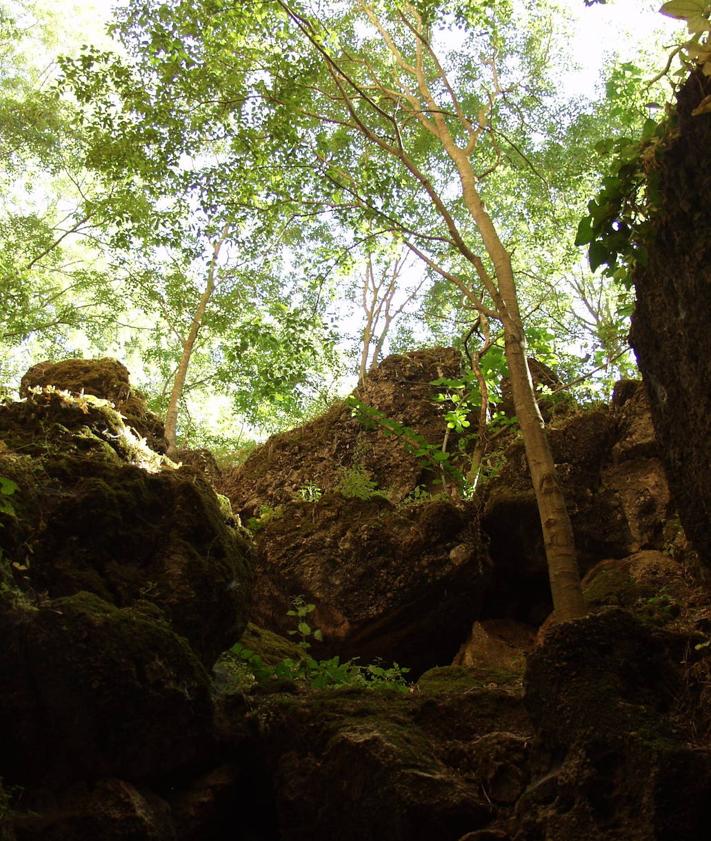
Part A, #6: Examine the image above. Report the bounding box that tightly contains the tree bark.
[164,229,228,458]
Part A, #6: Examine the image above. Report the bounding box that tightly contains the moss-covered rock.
[249,492,489,674]
[11,779,176,841]
[521,609,711,840]
[0,591,213,786]
[216,681,532,841]
[0,387,255,666]
[20,357,167,453]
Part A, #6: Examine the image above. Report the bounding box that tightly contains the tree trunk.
[456,162,587,621]
[164,230,228,457]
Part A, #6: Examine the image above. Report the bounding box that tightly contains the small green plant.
[347,396,465,488]
[286,596,324,647]
[246,503,284,532]
[335,464,388,501]
[296,483,323,502]
[661,1,711,90]
[0,476,18,524]
[229,596,410,691]
[399,484,433,506]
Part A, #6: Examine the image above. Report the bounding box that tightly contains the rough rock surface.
[0,384,254,665]
[11,779,176,841]
[481,381,673,623]
[629,71,711,568]
[20,357,168,453]
[0,591,213,786]
[2,355,710,841]
[453,619,535,682]
[215,671,532,841]
[0,361,254,805]
[219,347,464,516]
[522,610,711,840]
[250,493,489,674]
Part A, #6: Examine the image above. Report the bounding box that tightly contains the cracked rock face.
[629,71,711,569]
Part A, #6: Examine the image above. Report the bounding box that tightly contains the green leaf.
[0,477,18,496]
[298,621,311,636]
[574,216,595,246]
[588,241,610,273]
[660,0,706,20]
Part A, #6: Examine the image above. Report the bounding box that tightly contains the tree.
[58,23,343,448]
[263,0,587,620]
[356,238,425,383]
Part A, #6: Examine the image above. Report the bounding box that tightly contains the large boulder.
[219,347,464,516]
[249,493,489,674]
[215,672,532,841]
[0,382,254,666]
[629,71,711,568]
[521,609,711,840]
[20,357,167,453]
[0,591,213,786]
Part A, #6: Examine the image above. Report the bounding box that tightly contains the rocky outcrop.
[0,362,255,821]
[523,609,711,840]
[482,381,673,623]
[249,493,489,674]
[20,357,168,453]
[0,386,254,666]
[215,669,532,841]
[2,355,709,841]
[630,71,711,568]
[219,346,464,516]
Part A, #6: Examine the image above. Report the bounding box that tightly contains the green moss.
[583,565,635,607]
[417,664,522,694]
[240,623,307,666]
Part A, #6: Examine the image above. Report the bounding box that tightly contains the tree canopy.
[0,0,694,443]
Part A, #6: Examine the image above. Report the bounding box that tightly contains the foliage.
[661,1,711,89]
[246,504,285,533]
[296,483,323,502]
[335,464,388,501]
[347,396,465,489]
[575,116,670,286]
[230,597,410,690]
[0,475,17,522]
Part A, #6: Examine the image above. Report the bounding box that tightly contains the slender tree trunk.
[455,162,586,621]
[164,229,228,457]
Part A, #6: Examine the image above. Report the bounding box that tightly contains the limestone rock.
[249,493,489,674]
[219,347,464,516]
[629,70,711,569]
[20,358,167,453]
[453,620,535,684]
[11,779,176,841]
[521,609,711,840]
[0,592,213,786]
[482,387,674,623]
[0,387,255,666]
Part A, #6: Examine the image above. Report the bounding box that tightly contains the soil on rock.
[629,71,711,569]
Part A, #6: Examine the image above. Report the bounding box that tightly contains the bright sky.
[557,0,679,97]
[34,0,681,90]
